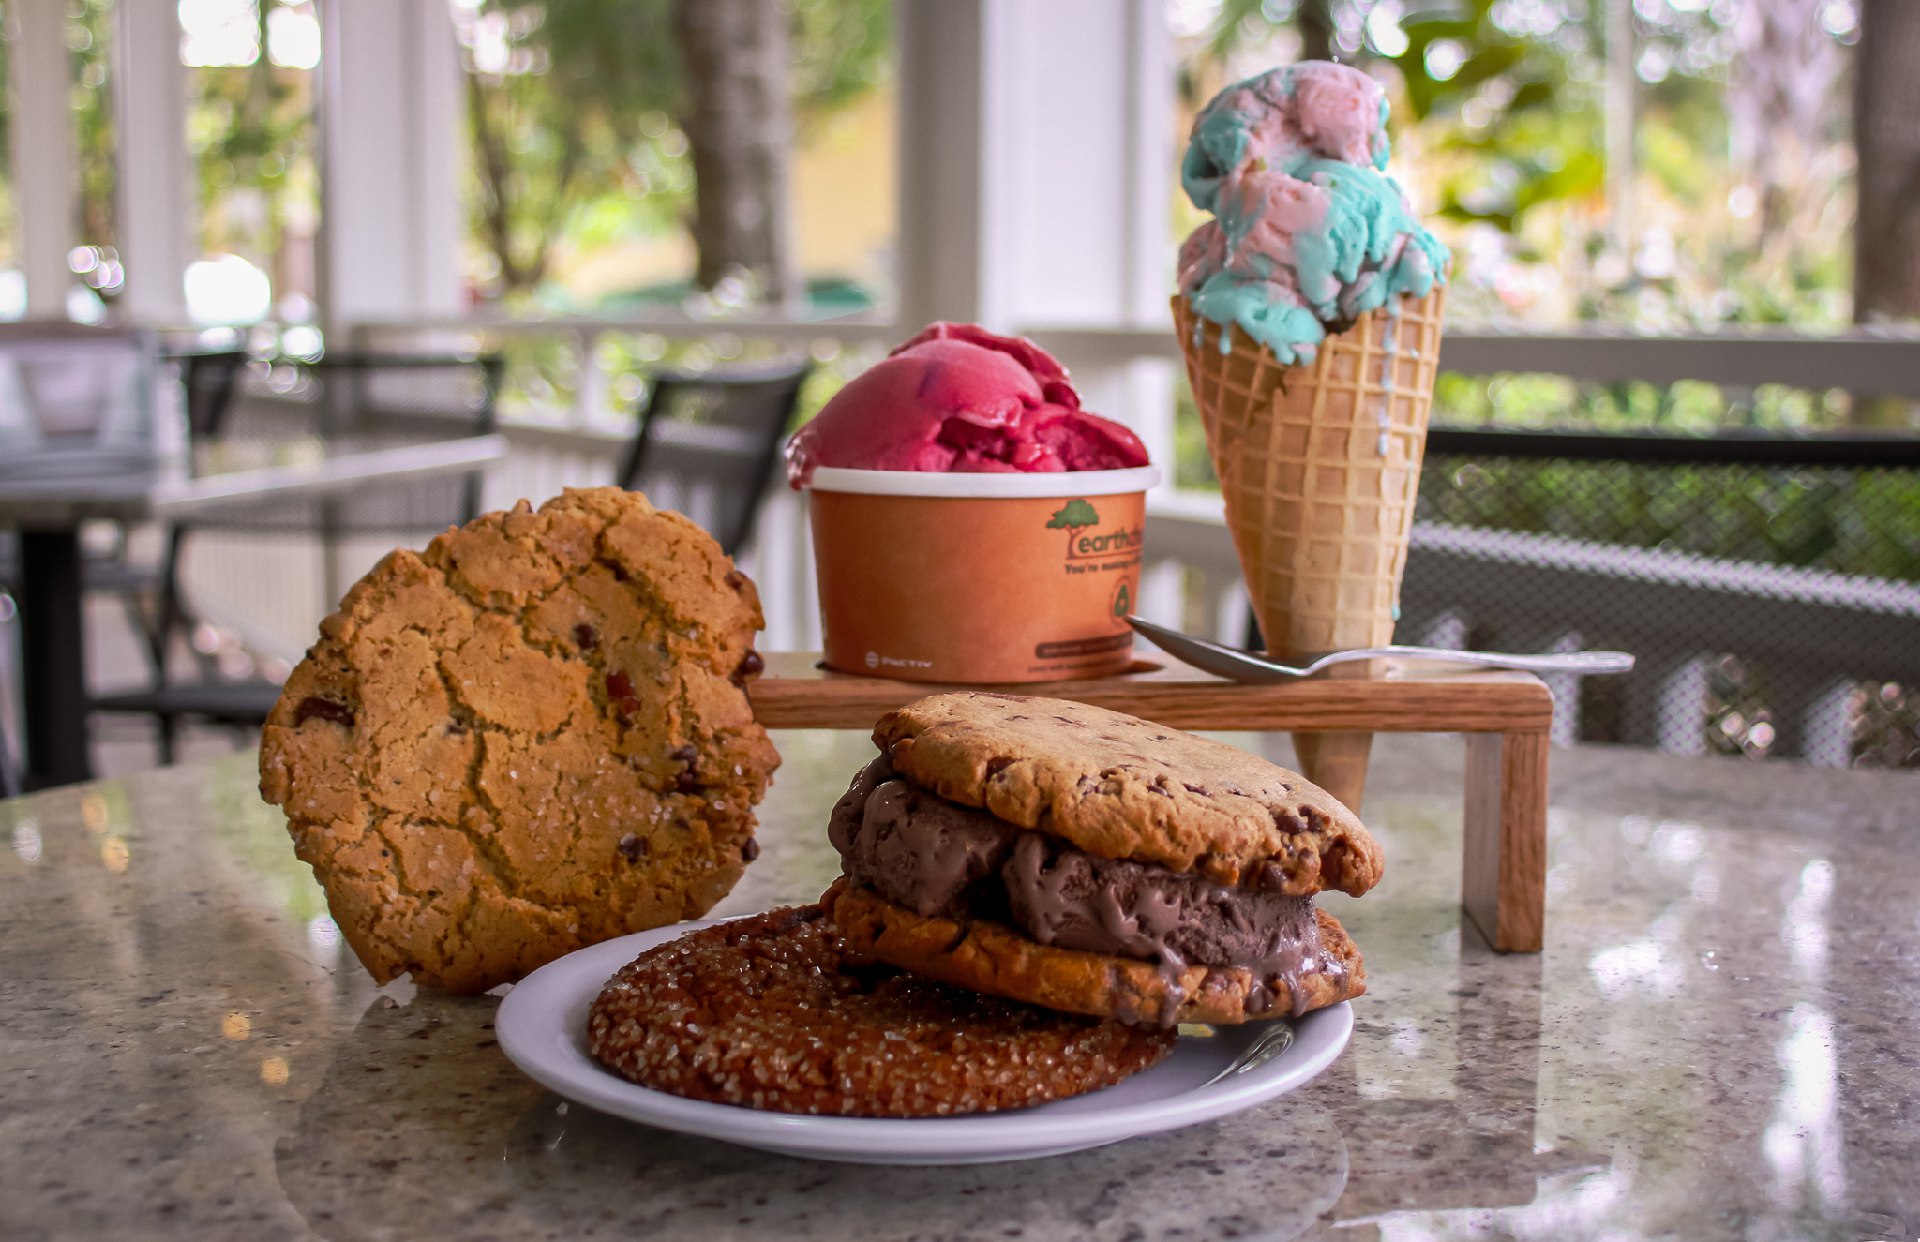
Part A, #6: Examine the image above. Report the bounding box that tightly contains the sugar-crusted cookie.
[586,905,1177,1116]
[822,693,1379,1025]
[259,487,779,994]
[874,692,1382,893]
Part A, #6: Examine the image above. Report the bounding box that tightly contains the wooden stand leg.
[1461,729,1548,952]
[1292,731,1373,813]
[1290,659,1378,812]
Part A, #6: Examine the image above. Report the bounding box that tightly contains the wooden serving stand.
[748,652,1551,953]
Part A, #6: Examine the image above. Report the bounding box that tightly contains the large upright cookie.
[259,487,779,993]
[874,692,1382,895]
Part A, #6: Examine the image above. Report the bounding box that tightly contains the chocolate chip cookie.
[875,692,1382,892]
[822,877,1366,1028]
[821,693,1378,1025]
[587,905,1177,1116]
[259,487,779,994]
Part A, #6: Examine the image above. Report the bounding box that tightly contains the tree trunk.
[1854,0,1920,322]
[1297,0,1334,62]
[673,0,801,309]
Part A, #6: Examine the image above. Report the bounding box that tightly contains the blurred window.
[0,0,122,321]
[0,26,12,316]
[183,0,322,328]
[450,0,895,319]
[1173,0,1860,333]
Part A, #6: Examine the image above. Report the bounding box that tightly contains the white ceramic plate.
[496,919,1353,1166]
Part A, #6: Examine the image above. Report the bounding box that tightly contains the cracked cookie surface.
[259,487,779,993]
[873,693,1382,895]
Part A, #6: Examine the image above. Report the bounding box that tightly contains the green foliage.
[184,9,320,295]
[1419,456,1920,582]
[1418,376,1918,583]
[461,0,683,297]
[1430,372,1870,435]
[70,0,115,252]
[461,0,891,304]
[1185,0,1855,334]
[1362,1,1607,233]
[486,327,860,427]
[791,0,893,121]
[1172,375,1218,490]
[1047,499,1100,532]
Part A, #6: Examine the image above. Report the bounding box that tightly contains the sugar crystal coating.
[586,906,1176,1117]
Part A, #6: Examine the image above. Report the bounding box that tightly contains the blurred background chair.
[177,348,252,440]
[0,325,201,785]
[0,322,161,462]
[616,359,812,556]
[88,351,502,764]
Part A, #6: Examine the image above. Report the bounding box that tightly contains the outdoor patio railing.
[162,317,1920,769]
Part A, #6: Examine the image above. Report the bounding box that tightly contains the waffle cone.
[1173,287,1445,660]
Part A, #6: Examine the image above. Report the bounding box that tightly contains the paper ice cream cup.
[805,466,1160,683]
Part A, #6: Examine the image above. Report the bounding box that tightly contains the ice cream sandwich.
[819,692,1380,1026]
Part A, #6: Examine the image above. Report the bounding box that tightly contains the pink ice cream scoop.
[1178,60,1448,364]
[785,323,1150,487]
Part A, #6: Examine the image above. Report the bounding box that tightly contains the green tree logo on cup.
[1047,499,1100,553]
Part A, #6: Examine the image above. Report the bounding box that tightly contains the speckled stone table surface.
[2,730,1915,1242]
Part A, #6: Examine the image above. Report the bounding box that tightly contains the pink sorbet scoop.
[785,323,1150,486]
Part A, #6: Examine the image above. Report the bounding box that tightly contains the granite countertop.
[2,729,1915,1241]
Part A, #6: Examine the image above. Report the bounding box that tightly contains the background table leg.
[1461,729,1548,952]
[18,529,93,789]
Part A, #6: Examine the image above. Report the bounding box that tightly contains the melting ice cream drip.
[1376,296,1400,459]
[1383,297,1404,625]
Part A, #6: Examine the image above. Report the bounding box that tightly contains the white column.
[114,0,193,322]
[893,0,1177,459]
[982,0,1170,330]
[894,1,991,331]
[317,0,464,336]
[6,0,78,317]
[1771,672,1855,767]
[896,0,1171,332]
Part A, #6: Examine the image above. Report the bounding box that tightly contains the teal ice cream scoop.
[1177,61,1449,364]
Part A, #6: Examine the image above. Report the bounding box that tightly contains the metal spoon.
[1125,615,1635,684]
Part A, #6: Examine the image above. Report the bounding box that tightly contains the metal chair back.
[617,359,812,555]
[92,352,505,763]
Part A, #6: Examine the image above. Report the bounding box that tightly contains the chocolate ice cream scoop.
[821,692,1375,1027]
[829,759,1342,1013]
